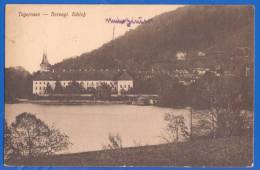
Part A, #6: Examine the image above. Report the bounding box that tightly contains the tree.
[127,87,134,94]
[159,78,188,107]
[161,113,189,143]
[45,82,53,94]
[103,133,123,150]
[120,88,127,95]
[8,113,70,159]
[86,87,96,94]
[4,120,12,161]
[101,133,124,163]
[189,71,218,109]
[189,71,249,138]
[64,80,84,94]
[95,83,112,100]
[5,67,32,101]
[134,77,161,94]
[54,81,63,94]
[205,75,245,138]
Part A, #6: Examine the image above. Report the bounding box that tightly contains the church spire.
[41,52,49,64]
[40,52,51,72]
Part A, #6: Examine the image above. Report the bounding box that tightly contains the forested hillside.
[53,5,254,72]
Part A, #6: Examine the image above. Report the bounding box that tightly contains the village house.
[33,54,134,96]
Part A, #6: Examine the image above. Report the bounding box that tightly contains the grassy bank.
[7,135,253,167]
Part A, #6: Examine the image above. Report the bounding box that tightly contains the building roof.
[33,70,133,81]
[114,71,133,80]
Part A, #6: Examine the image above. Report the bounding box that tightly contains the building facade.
[33,54,134,96]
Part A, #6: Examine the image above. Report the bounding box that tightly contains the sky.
[5,5,183,72]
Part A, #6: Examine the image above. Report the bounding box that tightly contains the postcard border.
[0,0,259,169]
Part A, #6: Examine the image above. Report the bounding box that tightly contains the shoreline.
[6,99,132,105]
[4,98,190,108]
[5,99,186,108]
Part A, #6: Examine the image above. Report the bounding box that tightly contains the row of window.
[78,81,116,85]
[35,87,46,90]
[120,84,131,88]
[34,86,119,91]
[34,82,133,89]
[34,85,132,91]
[34,86,132,92]
[35,84,132,89]
[35,81,117,84]
[35,81,48,85]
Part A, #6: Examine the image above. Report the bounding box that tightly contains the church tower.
[40,53,51,72]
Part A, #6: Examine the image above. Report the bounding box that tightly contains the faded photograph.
[5,5,254,167]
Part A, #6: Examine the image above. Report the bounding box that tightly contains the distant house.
[33,53,133,96]
[193,68,210,76]
[198,51,206,57]
[176,52,187,61]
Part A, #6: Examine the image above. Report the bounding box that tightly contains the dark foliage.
[162,114,189,142]
[86,87,96,95]
[95,83,112,100]
[5,67,32,102]
[5,113,70,162]
[54,81,63,94]
[133,77,161,94]
[4,120,12,161]
[64,81,84,94]
[45,83,53,94]
[53,6,253,73]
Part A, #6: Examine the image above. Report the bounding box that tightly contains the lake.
[5,103,191,153]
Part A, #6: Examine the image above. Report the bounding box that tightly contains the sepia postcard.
[4,4,254,167]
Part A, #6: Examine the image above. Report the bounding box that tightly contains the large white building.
[33,54,134,96]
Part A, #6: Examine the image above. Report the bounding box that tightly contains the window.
[124,85,126,88]
[128,85,131,88]
[35,87,37,90]
[39,82,41,84]
[35,82,37,84]
[39,87,41,90]
[120,85,123,88]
